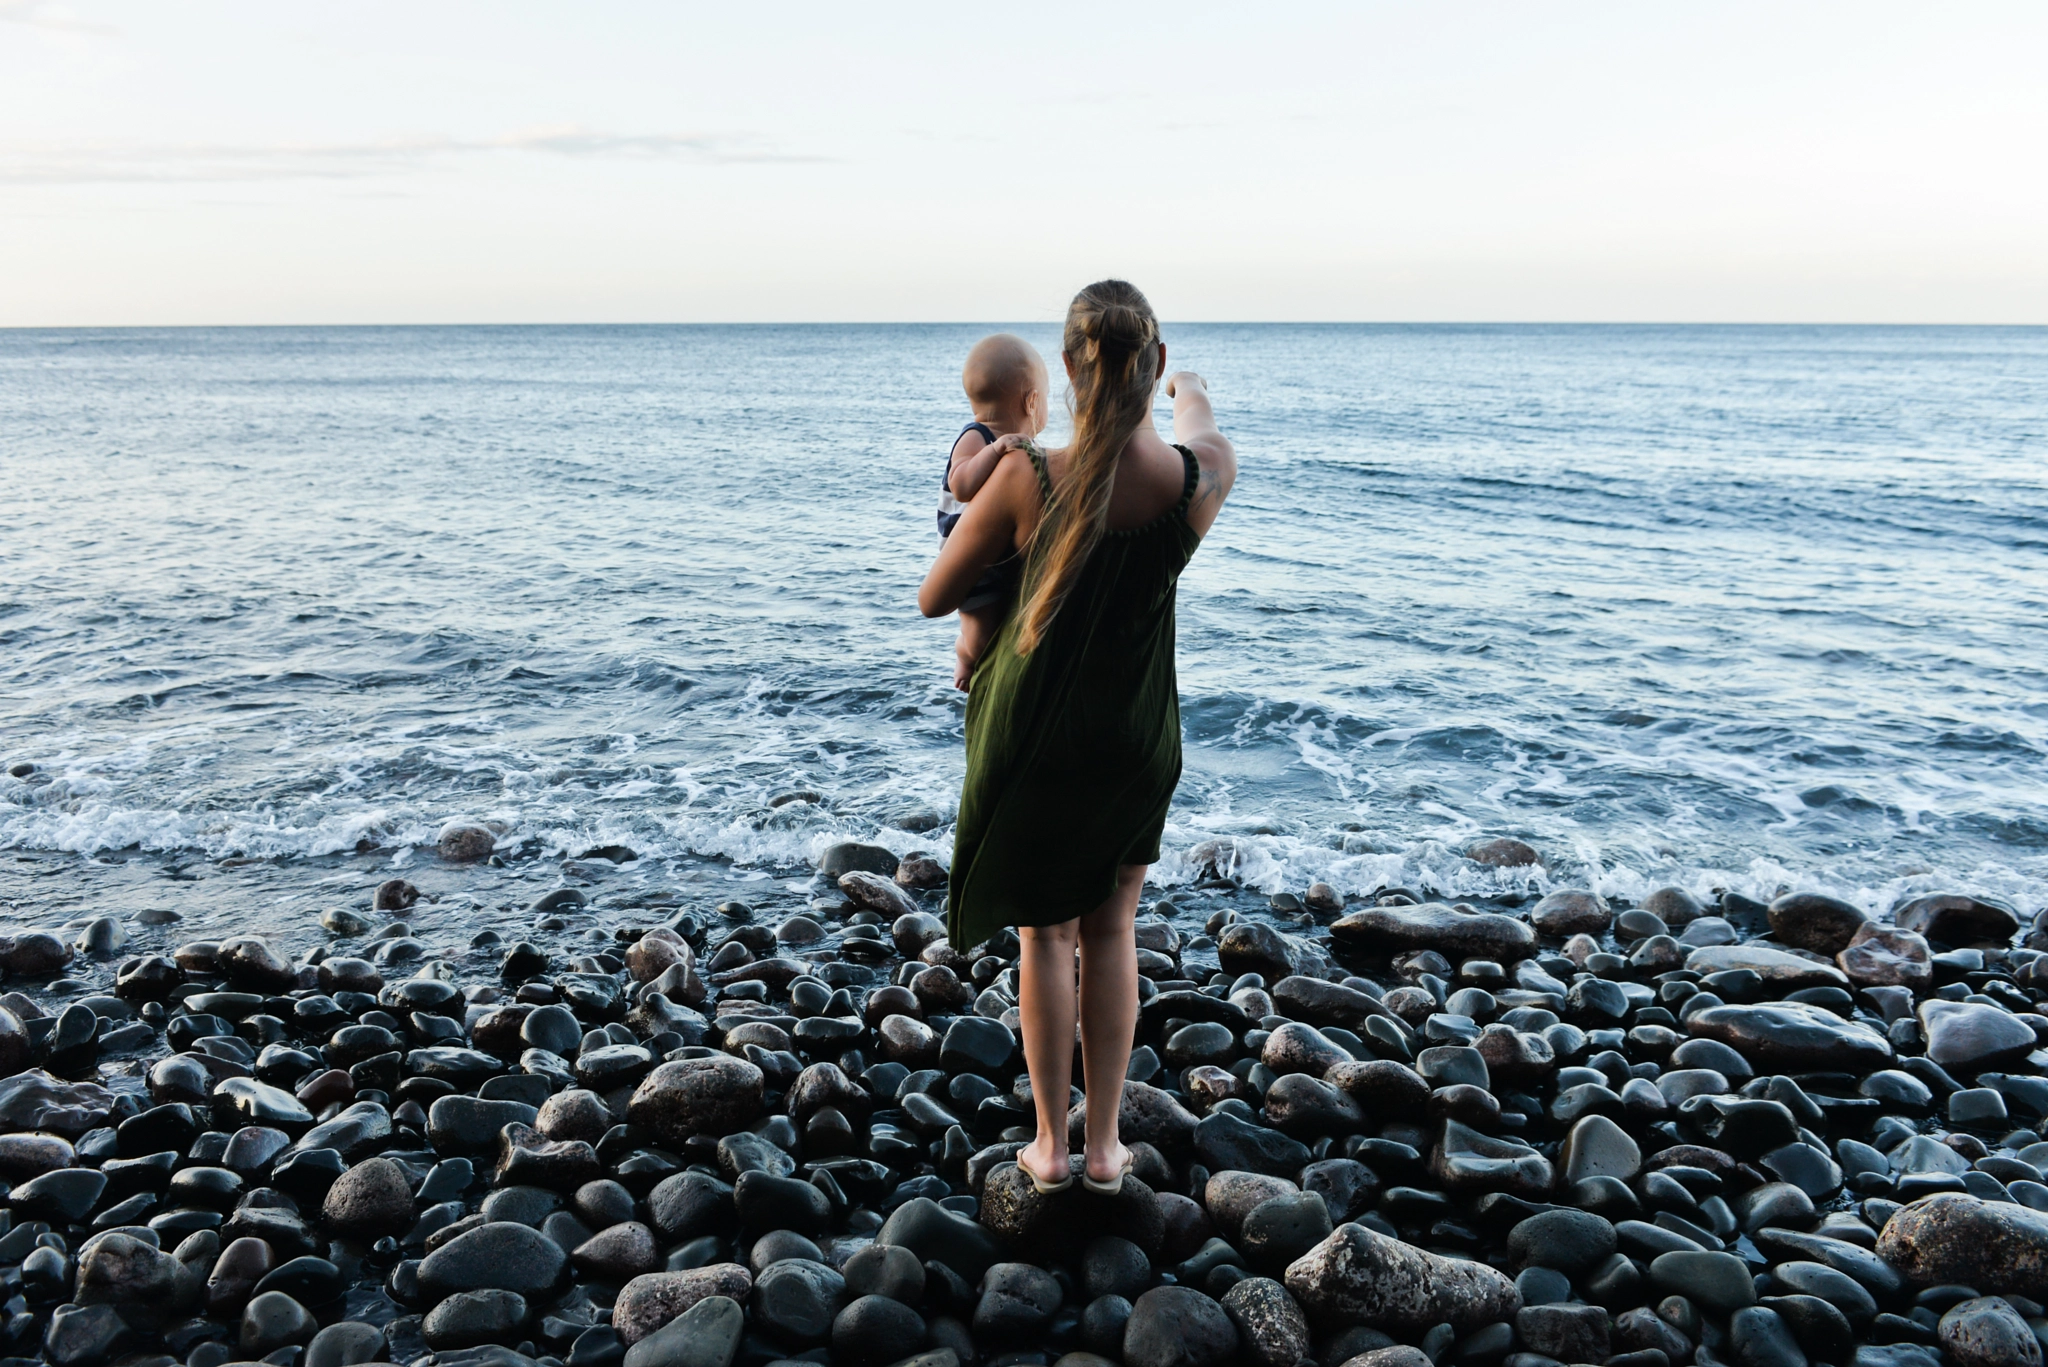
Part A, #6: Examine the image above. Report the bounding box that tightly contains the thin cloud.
[0,126,825,184]
[0,0,116,34]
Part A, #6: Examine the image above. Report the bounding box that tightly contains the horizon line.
[6,319,2047,331]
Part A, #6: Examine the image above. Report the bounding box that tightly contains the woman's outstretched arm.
[1167,371,1237,537]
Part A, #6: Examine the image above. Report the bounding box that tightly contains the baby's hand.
[984,432,1033,459]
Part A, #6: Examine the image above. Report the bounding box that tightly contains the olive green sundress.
[946,444,1204,949]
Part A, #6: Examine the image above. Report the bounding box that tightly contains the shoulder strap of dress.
[1172,444,1200,519]
[1023,439,1054,504]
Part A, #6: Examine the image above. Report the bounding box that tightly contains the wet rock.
[438,823,497,861]
[428,1095,540,1153]
[1919,999,2037,1071]
[0,1068,115,1133]
[1219,922,1299,980]
[418,1220,569,1304]
[1429,1120,1553,1196]
[1895,893,2019,946]
[1837,924,1933,989]
[1560,1113,1641,1184]
[1283,1223,1521,1332]
[1330,903,1537,961]
[1069,1079,1200,1155]
[323,1156,416,1237]
[839,871,918,918]
[424,1288,529,1349]
[877,1197,1002,1283]
[974,1261,1061,1337]
[627,1055,765,1145]
[573,1222,660,1281]
[0,1129,74,1179]
[1937,1295,2043,1367]
[613,1264,754,1346]
[305,1320,388,1367]
[1531,889,1611,937]
[1876,1192,2048,1294]
[1728,1305,1805,1367]
[621,1292,743,1367]
[1686,943,1850,989]
[820,842,898,879]
[1123,1285,1239,1367]
[750,1257,844,1347]
[1648,1250,1756,1312]
[1467,837,1541,869]
[1240,1191,1334,1274]
[1507,1209,1617,1275]
[1,929,73,975]
[12,1165,107,1221]
[1263,1072,1364,1137]
[843,1242,925,1304]
[1768,891,1870,955]
[1272,976,1388,1033]
[74,1231,200,1327]
[1194,1108,1311,1177]
[1516,1303,1610,1362]
[240,1290,318,1357]
[1220,1276,1311,1367]
[831,1293,926,1367]
[1686,1002,1894,1072]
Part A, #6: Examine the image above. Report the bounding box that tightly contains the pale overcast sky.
[3,1,2044,324]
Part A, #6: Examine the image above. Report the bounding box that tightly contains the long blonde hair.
[1013,280,1161,655]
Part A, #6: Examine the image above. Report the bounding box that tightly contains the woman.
[918,280,1237,1193]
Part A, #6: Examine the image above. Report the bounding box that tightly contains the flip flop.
[1082,1148,1133,1196]
[1022,1156,1073,1194]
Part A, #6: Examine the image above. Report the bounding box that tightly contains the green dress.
[946,444,1204,949]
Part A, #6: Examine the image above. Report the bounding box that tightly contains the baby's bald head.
[963,333,1047,415]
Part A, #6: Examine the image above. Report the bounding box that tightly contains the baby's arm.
[949,431,1028,503]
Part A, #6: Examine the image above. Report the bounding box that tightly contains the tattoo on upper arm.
[1190,467,1223,516]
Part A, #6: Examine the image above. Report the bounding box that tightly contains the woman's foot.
[1019,1135,1072,1190]
[1083,1142,1133,1188]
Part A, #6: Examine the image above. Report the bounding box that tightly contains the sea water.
[3,324,2044,927]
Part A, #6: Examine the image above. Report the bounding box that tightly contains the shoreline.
[0,832,2043,1367]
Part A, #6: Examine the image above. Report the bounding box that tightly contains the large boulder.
[1284,1223,1521,1332]
[627,1056,765,1146]
[612,1265,755,1346]
[1876,1193,2048,1298]
[416,1221,568,1305]
[1685,1002,1893,1072]
[1329,904,1536,961]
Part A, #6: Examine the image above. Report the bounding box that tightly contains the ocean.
[3,323,2044,941]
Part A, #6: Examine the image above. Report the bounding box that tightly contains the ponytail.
[1013,280,1160,655]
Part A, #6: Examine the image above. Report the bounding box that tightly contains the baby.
[938,333,1048,688]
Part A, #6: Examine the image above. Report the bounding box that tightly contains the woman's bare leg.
[1078,863,1147,1182]
[1016,918,1080,1185]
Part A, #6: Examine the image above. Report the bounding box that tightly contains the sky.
[3,1,2045,325]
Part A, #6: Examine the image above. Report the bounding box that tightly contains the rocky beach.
[4,822,2048,1367]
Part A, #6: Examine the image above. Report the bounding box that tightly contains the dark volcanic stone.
[1124,1285,1240,1367]
[938,1015,1015,1075]
[620,1292,744,1367]
[611,1265,754,1345]
[1220,1276,1311,1367]
[417,1220,568,1303]
[1768,892,1870,955]
[1938,1295,2044,1367]
[1895,893,2020,946]
[627,1055,766,1144]
[1193,1108,1311,1177]
[423,1288,529,1350]
[1919,1000,2037,1071]
[428,1096,541,1154]
[74,1231,200,1327]
[1239,1191,1334,1274]
[842,1242,924,1304]
[1876,1192,2048,1295]
[733,1170,830,1236]
[322,1156,416,1237]
[1686,1002,1894,1072]
[646,1170,735,1242]
[1507,1208,1617,1275]
[240,1290,317,1356]
[1330,903,1537,961]
[751,1257,845,1348]
[831,1293,925,1367]
[1531,889,1611,937]
[11,1165,107,1221]
[1516,1303,1611,1363]
[973,1261,1061,1337]
[876,1196,1002,1283]
[1218,921,1298,980]
[1283,1223,1521,1332]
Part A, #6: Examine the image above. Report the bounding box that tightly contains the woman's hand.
[1164,371,1205,399]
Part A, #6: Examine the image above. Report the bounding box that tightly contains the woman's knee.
[1020,920,1079,950]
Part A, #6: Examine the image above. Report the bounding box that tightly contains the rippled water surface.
[3,324,2045,927]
